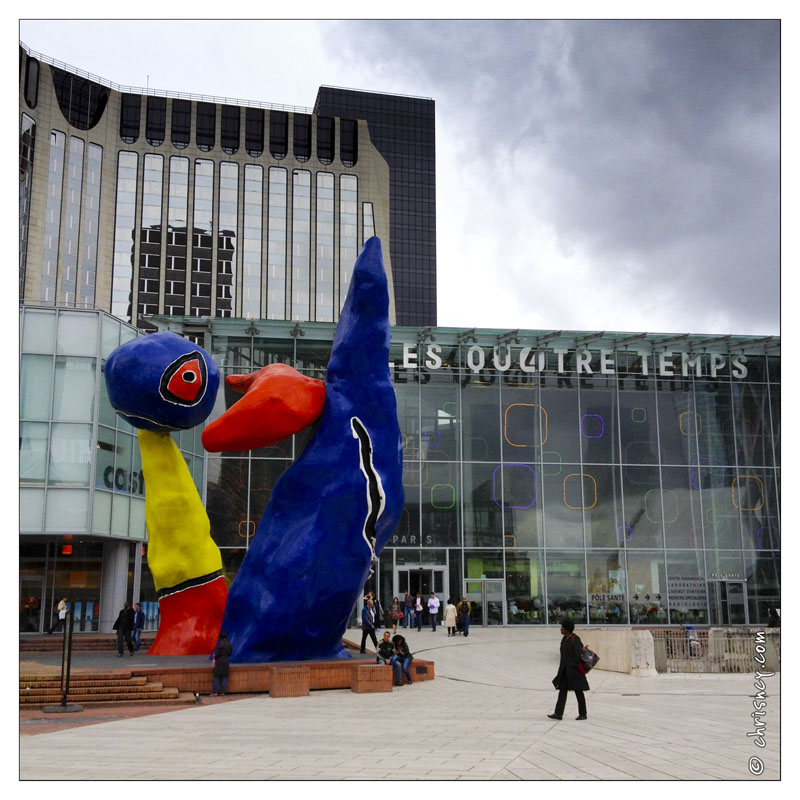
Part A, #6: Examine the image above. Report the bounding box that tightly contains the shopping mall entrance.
[708,580,749,625]
[395,566,448,609]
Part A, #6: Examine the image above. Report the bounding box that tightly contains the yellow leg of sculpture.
[138,429,226,654]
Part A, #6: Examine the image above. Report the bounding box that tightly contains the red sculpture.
[202,363,326,452]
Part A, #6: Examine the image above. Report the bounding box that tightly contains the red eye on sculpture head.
[159,352,208,406]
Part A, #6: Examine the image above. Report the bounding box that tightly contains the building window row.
[116,98,357,165]
[19,114,37,298]
[96,154,364,323]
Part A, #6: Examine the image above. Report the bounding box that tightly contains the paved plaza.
[19,626,780,781]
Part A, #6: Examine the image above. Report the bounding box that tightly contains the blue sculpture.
[217,237,404,662]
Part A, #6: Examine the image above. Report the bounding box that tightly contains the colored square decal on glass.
[581,413,604,439]
[631,407,647,422]
[679,411,702,436]
[493,464,536,509]
[616,525,632,543]
[503,403,547,447]
[563,473,597,509]
[732,475,765,511]
[430,483,455,509]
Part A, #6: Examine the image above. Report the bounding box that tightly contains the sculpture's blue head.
[105,332,219,432]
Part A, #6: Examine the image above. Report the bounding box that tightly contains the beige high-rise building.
[20,42,438,330]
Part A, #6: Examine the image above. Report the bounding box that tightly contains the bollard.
[43,610,83,713]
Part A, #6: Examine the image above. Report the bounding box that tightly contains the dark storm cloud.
[324,20,779,335]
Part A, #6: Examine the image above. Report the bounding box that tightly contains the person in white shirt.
[414,594,423,631]
[428,593,441,631]
[48,598,67,635]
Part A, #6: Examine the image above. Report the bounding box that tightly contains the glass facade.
[151,318,780,628]
[315,172,335,321]
[19,113,36,298]
[339,174,358,310]
[19,306,203,633]
[79,143,102,308]
[291,169,311,320]
[110,151,138,320]
[242,165,263,319]
[41,130,65,304]
[217,162,238,318]
[166,156,189,315]
[18,309,780,632]
[315,87,437,326]
[267,166,287,319]
[137,154,163,320]
[190,159,214,316]
[58,137,84,305]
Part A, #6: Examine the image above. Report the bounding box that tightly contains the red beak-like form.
[201,363,325,453]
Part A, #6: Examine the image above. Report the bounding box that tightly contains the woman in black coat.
[548,619,589,720]
[212,632,233,696]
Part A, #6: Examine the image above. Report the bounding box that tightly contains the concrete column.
[132,541,142,605]
[99,540,131,633]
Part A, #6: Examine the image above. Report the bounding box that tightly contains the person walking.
[389,596,402,633]
[428,593,440,631]
[132,602,146,650]
[457,596,471,637]
[113,602,135,656]
[211,632,233,696]
[360,599,378,653]
[403,591,415,628]
[372,593,385,631]
[548,619,589,720]
[443,599,457,637]
[414,593,424,631]
[47,598,68,635]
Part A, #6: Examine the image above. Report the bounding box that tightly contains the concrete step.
[22,682,165,697]
[21,671,140,682]
[20,668,182,707]
[21,677,149,690]
[21,688,190,708]
[20,634,158,653]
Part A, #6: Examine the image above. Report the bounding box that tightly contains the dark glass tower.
[314,87,437,327]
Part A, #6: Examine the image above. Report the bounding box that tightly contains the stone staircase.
[20,670,195,708]
[20,633,157,653]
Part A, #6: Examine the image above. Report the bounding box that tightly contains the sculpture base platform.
[126,653,435,697]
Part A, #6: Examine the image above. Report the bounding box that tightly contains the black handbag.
[579,646,600,674]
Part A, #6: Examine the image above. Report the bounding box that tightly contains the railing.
[20,41,313,114]
[651,628,780,674]
[317,83,434,102]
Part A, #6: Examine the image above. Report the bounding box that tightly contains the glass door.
[20,576,45,633]
[725,581,748,625]
[464,579,506,626]
[708,581,749,625]
[395,567,447,625]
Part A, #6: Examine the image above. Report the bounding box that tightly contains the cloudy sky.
[19,18,780,337]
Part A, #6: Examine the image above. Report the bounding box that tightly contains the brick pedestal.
[350,664,393,693]
[269,666,310,698]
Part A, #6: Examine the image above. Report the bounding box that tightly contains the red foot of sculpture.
[147,576,228,655]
